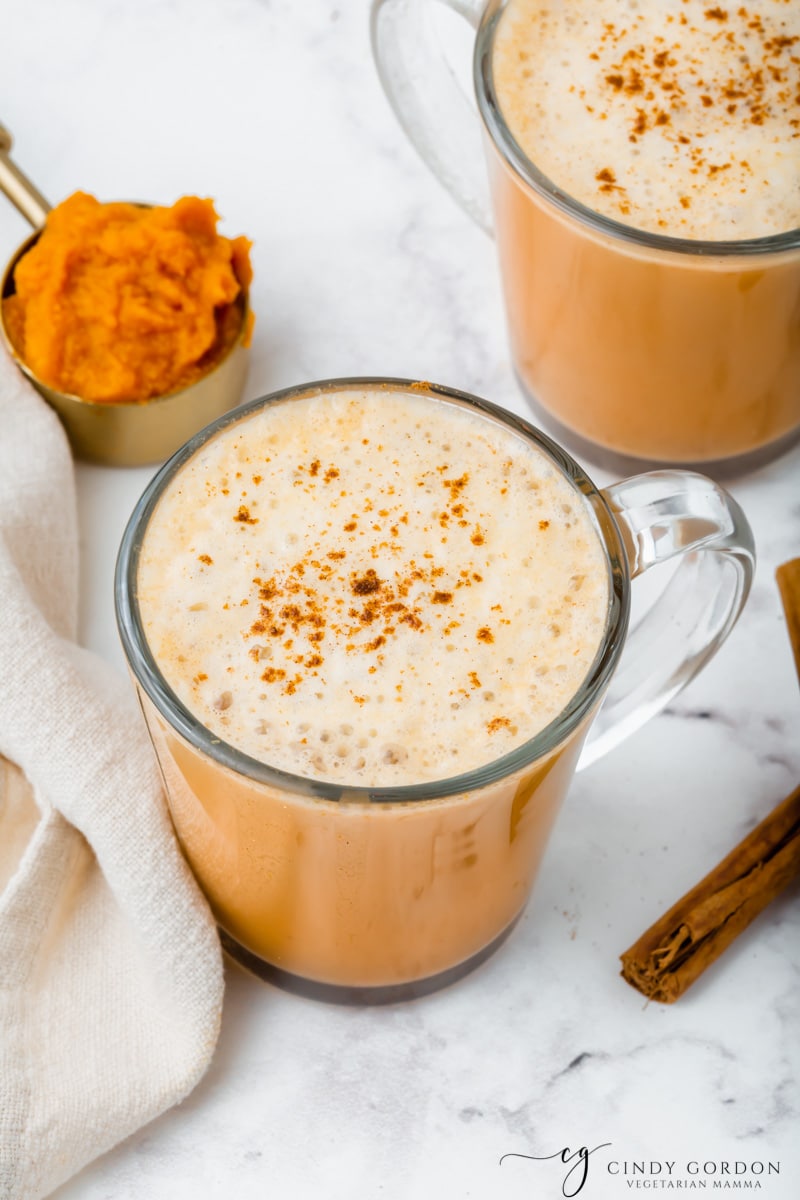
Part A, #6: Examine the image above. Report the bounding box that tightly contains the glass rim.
[115,376,630,804]
[474,0,800,259]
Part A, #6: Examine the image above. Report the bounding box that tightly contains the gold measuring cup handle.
[0,124,50,229]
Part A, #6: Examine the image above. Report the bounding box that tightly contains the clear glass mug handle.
[370,0,493,231]
[579,471,756,769]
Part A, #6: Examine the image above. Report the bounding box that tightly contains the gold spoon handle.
[0,125,50,229]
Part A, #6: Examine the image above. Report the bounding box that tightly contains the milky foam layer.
[137,388,609,786]
[492,0,800,239]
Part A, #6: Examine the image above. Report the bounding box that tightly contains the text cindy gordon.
[608,1160,780,1189]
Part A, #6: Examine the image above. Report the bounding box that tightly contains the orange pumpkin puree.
[2,191,253,404]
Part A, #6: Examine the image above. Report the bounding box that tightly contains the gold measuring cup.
[0,125,251,467]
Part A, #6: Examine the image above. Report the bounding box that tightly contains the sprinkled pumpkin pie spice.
[492,0,800,237]
[137,388,609,785]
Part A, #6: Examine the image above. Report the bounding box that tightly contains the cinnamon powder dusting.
[137,389,611,785]
[225,448,514,697]
[492,0,800,237]
[588,5,799,181]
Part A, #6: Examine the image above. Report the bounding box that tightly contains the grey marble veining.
[1,1,798,1197]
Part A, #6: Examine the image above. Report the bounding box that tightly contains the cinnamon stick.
[776,558,800,681]
[620,783,800,1002]
[620,558,800,1002]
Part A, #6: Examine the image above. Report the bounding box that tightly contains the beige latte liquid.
[136,387,609,985]
[488,0,800,463]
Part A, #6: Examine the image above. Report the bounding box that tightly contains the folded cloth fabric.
[0,349,225,1200]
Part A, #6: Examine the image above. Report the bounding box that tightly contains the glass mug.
[115,378,754,998]
[371,0,800,471]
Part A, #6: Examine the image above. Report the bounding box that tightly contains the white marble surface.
[2,1,799,1197]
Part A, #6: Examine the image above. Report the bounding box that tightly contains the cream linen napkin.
[0,350,225,1200]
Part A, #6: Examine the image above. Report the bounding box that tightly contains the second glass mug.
[371,0,800,471]
[115,378,755,997]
